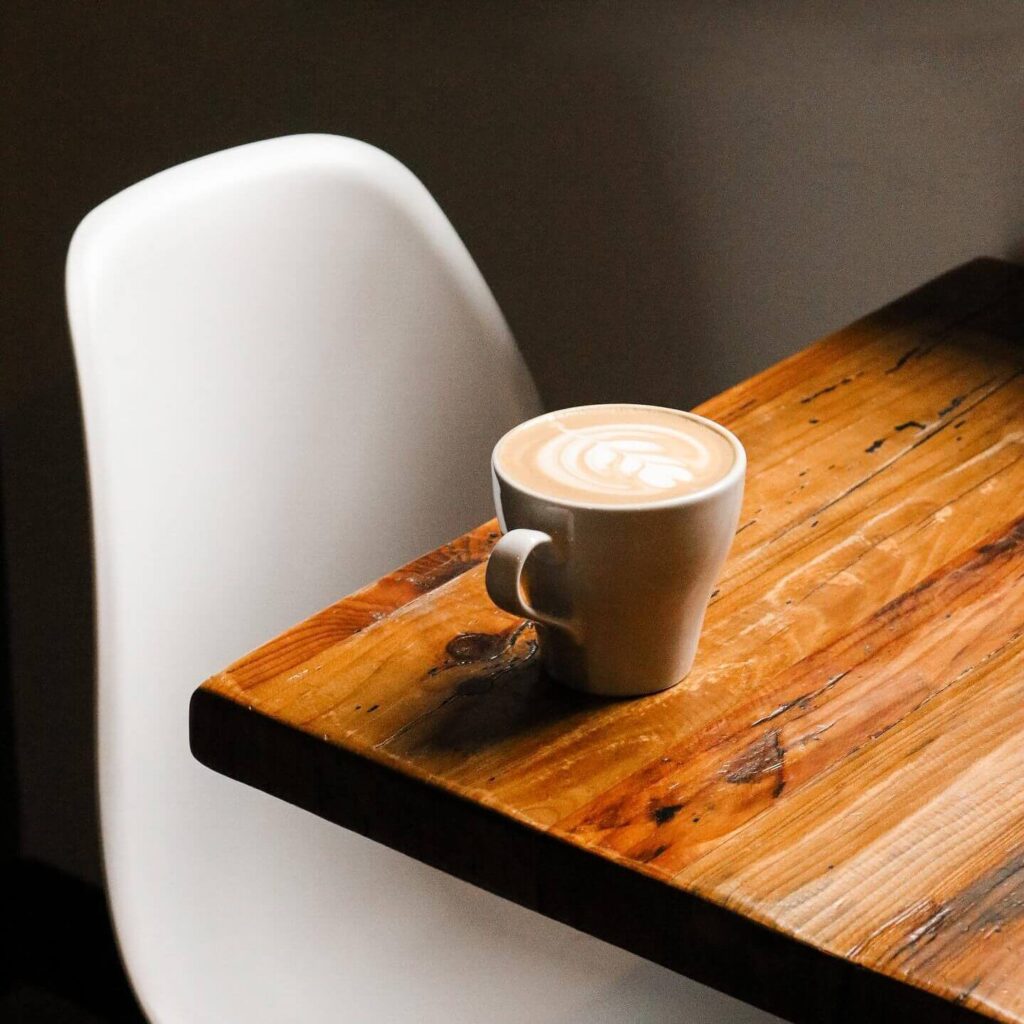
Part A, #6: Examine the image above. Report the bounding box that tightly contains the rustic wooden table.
[191,259,1024,1024]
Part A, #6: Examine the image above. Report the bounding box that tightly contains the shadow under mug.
[485,405,746,697]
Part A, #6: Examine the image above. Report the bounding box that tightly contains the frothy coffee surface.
[496,406,735,506]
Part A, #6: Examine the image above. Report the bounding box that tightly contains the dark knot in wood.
[651,803,684,826]
[446,632,508,664]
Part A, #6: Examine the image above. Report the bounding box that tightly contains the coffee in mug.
[486,404,745,697]
[494,405,736,505]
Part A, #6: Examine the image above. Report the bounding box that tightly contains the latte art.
[496,405,736,506]
[539,424,713,496]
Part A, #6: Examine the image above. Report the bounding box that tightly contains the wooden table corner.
[192,257,1024,1024]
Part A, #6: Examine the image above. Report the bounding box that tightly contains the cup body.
[490,406,745,697]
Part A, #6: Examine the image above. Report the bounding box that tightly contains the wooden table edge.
[189,258,1024,1024]
[189,686,991,1024]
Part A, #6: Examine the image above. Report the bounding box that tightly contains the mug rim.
[491,403,747,512]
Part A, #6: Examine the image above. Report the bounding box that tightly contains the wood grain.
[192,259,1024,1024]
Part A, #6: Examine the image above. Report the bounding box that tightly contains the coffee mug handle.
[485,529,577,638]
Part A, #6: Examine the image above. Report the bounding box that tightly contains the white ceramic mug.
[485,405,746,697]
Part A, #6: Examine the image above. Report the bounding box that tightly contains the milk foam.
[496,406,735,506]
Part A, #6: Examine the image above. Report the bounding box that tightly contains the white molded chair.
[66,135,778,1023]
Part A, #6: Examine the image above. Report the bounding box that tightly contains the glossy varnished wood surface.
[192,259,1024,1024]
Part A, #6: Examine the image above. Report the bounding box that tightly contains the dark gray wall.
[2,1,1023,884]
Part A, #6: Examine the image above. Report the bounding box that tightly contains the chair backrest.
[67,136,736,1024]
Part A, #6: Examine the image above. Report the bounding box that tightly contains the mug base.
[536,626,696,700]
[540,647,690,699]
